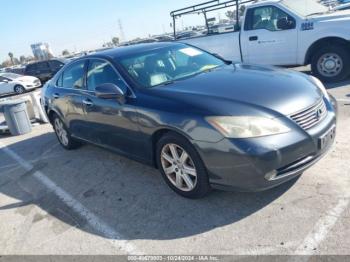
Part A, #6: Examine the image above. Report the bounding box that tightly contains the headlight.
[206,116,290,138]
[309,76,329,99]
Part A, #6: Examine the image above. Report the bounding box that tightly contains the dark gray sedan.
[43,42,337,198]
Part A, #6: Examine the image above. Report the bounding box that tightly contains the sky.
[0,0,213,62]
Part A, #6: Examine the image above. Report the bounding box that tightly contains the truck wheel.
[311,44,350,83]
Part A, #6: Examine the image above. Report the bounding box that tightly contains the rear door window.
[56,73,63,87]
[86,59,123,91]
[62,60,86,89]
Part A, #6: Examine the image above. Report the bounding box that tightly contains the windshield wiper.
[152,80,175,87]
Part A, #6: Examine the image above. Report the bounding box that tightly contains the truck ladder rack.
[170,0,255,38]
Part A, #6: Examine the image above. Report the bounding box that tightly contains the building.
[30,42,53,61]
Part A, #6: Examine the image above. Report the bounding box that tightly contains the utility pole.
[118,19,126,42]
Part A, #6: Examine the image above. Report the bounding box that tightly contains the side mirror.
[277,17,295,30]
[2,79,9,83]
[95,83,126,101]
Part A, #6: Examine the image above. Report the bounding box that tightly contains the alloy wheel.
[54,118,69,146]
[14,86,24,94]
[160,143,197,192]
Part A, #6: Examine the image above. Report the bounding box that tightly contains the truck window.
[26,64,37,72]
[49,60,64,71]
[245,6,295,31]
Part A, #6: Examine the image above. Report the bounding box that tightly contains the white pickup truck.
[171,0,350,82]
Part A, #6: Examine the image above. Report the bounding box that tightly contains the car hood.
[155,64,322,116]
[309,10,350,22]
[16,75,39,83]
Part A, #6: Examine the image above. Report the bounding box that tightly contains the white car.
[0,73,41,95]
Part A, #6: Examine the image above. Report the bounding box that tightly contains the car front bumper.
[24,81,41,90]
[193,101,337,192]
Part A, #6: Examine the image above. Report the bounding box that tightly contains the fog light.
[265,170,277,181]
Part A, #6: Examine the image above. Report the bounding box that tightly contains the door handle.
[83,99,94,107]
[53,93,60,99]
[249,36,258,41]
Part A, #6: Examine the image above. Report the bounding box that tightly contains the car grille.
[290,99,327,130]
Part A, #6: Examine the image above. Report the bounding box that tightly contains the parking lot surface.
[0,72,349,255]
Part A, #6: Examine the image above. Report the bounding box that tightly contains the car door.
[50,59,88,139]
[82,58,141,158]
[0,76,13,94]
[241,5,298,65]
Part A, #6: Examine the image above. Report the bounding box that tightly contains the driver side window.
[245,6,295,31]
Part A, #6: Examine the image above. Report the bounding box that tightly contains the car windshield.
[0,73,21,79]
[118,45,226,88]
[281,0,329,16]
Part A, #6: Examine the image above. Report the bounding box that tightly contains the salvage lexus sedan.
[43,42,337,198]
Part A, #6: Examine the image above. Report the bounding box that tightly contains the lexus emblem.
[316,108,323,119]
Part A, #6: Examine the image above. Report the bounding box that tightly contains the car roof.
[0,72,20,79]
[248,0,282,8]
[85,42,185,60]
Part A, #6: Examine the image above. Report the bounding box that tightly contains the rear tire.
[156,132,211,199]
[311,44,350,83]
[52,114,81,150]
[14,85,25,94]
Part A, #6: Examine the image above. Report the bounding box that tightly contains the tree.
[225,5,246,21]
[112,37,120,46]
[8,52,14,65]
[1,60,12,67]
[62,49,70,56]
[225,11,235,20]
[20,55,26,64]
[239,5,246,17]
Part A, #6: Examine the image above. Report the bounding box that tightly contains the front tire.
[311,44,350,83]
[156,132,211,198]
[14,85,25,94]
[53,115,81,150]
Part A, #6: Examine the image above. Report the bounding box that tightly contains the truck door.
[241,5,298,66]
